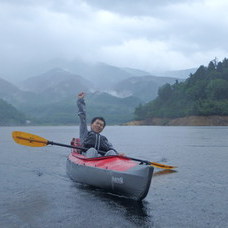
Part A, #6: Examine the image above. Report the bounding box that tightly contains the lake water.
[0,126,228,227]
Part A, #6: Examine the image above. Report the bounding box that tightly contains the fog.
[0,0,228,81]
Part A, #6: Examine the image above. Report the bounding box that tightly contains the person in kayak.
[77,92,118,158]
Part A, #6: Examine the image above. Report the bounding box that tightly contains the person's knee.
[86,148,98,158]
[105,150,118,156]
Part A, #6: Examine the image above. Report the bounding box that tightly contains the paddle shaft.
[48,140,152,165]
[48,141,113,155]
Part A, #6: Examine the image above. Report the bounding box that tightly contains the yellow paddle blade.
[12,131,48,147]
[150,162,177,169]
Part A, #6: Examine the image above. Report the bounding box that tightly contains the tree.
[158,83,172,101]
[208,61,216,72]
[206,79,228,100]
[134,104,144,120]
[188,65,206,83]
[222,58,228,68]
[216,62,223,72]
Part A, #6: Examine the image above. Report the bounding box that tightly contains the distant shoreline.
[2,115,228,126]
[124,115,228,126]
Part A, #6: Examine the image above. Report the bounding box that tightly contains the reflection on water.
[75,183,153,227]
[153,169,177,177]
[70,168,177,226]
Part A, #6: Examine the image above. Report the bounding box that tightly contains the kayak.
[11,132,174,200]
[66,152,154,200]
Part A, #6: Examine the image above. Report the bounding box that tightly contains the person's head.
[90,117,106,133]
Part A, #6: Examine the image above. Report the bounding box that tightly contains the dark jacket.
[77,97,116,153]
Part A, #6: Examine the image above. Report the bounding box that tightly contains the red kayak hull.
[66,152,154,200]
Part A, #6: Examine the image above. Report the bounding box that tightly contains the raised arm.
[77,92,88,143]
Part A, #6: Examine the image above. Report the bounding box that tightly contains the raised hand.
[78,92,85,99]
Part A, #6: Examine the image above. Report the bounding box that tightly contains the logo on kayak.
[112,176,124,184]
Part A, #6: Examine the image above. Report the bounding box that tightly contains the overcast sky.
[1,0,228,81]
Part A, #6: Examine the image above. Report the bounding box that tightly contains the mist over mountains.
[16,59,190,99]
[0,61,196,125]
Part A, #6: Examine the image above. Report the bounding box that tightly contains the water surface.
[1,126,228,227]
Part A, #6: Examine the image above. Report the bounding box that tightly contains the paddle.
[12,131,177,169]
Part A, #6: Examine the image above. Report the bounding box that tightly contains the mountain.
[20,92,141,125]
[86,92,141,124]
[20,66,172,104]
[18,68,94,104]
[0,62,194,125]
[9,57,194,90]
[0,77,22,98]
[113,75,181,102]
[20,68,92,93]
[154,68,197,79]
[0,98,26,125]
[0,77,37,105]
[16,59,136,90]
[1,68,142,124]
[0,65,184,125]
[121,67,151,76]
[51,60,136,89]
[84,63,135,89]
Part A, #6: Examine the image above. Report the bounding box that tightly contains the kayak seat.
[71,138,82,154]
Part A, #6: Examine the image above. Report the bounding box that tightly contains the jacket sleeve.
[105,137,118,154]
[77,97,88,143]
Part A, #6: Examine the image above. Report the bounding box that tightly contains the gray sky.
[1,0,228,81]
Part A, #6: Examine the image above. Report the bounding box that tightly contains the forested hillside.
[0,99,26,125]
[135,58,228,120]
[21,92,141,125]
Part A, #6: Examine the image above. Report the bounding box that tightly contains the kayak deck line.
[70,152,139,172]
